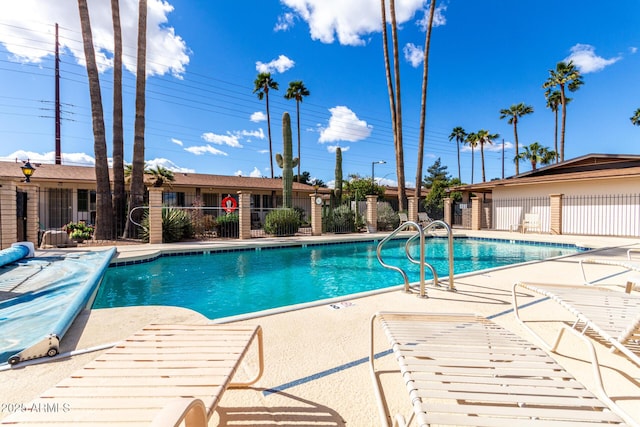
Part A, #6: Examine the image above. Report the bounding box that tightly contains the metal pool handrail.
[406,220,455,293]
[376,221,425,296]
[376,220,455,298]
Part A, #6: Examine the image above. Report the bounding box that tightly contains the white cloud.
[184,144,228,156]
[0,0,189,77]
[249,167,263,177]
[250,111,267,122]
[171,138,183,146]
[403,42,423,67]
[201,132,242,148]
[274,12,296,31]
[630,46,638,54]
[257,149,270,154]
[145,157,194,173]
[279,0,426,46]
[327,145,350,153]
[565,44,621,74]
[462,140,513,152]
[416,3,447,30]
[0,150,96,166]
[319,106,372,143]
[241,129,265,140]
[256,54,295,74]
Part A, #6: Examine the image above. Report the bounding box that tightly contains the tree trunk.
[513,120,519,176]
[266,88,274,178]
[480,143,486,182]
[296,98,301,181]
[77,0,113,240]
[389,0,405,211]
[414,0,436,198]
[125,0,147,238]
[559,85,566,162]
[471,146,475,184]
[380,0,398,202]
[553,109,559,163]
[111,0,125,236]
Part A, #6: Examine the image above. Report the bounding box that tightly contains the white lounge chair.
[579,252,640,291]
[398,212,408,224]
[1,323,264,426]
[520,212,541,233]
[417,212,433,227]
[370,312,633,427]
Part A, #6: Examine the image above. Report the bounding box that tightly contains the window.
[163,192,186,206]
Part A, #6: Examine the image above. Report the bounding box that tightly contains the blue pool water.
[93,238,580,319]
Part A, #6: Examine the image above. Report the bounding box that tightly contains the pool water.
[94,238,580,319]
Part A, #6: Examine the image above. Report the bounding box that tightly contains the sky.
[0,0,639,188]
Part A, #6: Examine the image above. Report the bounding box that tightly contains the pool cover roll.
[0,245,29,269]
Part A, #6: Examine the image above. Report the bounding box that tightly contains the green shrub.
[332,204,356,233]
[141,207,192,243]
[376,202,400,230]
[216,212,239,238]
[264,208,300,236]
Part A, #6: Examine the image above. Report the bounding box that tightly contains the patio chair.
[0,323,264,426]
[398,212,408,224]
[519,212,541,233]
[579,252,640,291]
[417,212,433,227]
[370,312,633,427]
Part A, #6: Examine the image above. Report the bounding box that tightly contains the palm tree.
[477,129,499,182]
[110,0,125,235]
[380,0,406,211]
[499,103,534,175]
[544,89,561,163]
[542,61,583,162]
[465,132,479,184]
[631,108,640,126]
[284,81,310,182]
[253,72,279,178]
[515,142,557,171]
[414,0,437,198]
[125,0,147,239]
[448,126,466,181]
[77,0,113,240]
[146,165,175,188]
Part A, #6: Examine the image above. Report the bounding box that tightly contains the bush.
[216,212,239,238]
[264,208,300,236]
[331,204,356,233]
[141,207,192,243]
[376,202,400,230]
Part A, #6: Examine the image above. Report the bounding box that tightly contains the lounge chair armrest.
[627,248,640,260]
[151,398,208,427]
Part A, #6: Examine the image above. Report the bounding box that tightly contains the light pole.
[372,160,386,185]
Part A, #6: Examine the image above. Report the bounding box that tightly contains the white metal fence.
[562,194,640,237]
[492,197,551,233]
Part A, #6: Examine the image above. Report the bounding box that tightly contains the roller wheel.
[47,348,58,357]
[8,356,20,365]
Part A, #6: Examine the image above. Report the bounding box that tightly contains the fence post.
[408,196,418,222]
[550,193,563,235]
[310,194,322,236]
[22,183,39,248]
[237,191,251,239]
[443,197,452,226]
[366,195,378,232]
[471,197,481,230]
[147,187,163,244]
[0,180,17,249]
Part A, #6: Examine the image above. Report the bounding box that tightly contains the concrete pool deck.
[1,230,639,425]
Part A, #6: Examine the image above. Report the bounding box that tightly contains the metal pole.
[55,23,61,165]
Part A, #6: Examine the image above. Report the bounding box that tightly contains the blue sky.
[1,0,639,187]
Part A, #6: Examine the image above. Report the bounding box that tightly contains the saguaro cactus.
[276,112,299,208]
[334,147,343,202]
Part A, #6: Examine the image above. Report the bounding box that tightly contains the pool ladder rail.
[376,220,455,298]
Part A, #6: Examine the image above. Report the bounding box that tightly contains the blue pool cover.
[0,247,116,365]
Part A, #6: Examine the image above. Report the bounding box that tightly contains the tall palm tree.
[448,126,466,181]
[380,0,406,211]
[631,108,640,126]
[110,0,125,235]
[284,80,310,182]
[477,129,499,182]
[515,142,556,171]
[124,0,147,238]
[499,103,534,175]
[414,0,437,198]
[77,0,113,240]
[253,72,279,178]
[544,89,561,163]
[542,61,583,162]
[465,132,479,184]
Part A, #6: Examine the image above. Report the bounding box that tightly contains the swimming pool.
[94,238,581,320]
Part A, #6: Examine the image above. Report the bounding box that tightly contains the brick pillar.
[443,197,452,227]
[366,195,378,232]
[0,180,17,249]
[408,196,418,223]
[22,184,40,248]
[550,193,563,235]
[238,191,251,240]
[471,197,481,231]
[148,187,163,244]
[310,194,322,236]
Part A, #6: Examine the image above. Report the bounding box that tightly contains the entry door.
[16,190,27,241]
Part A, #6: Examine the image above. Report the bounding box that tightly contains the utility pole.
[55,23,61,165]
[501,138,505,179]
